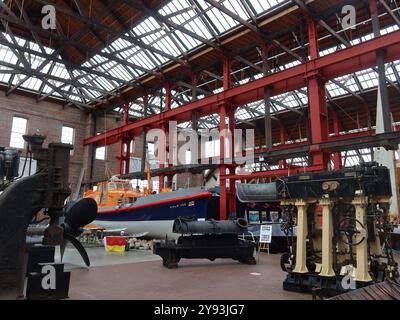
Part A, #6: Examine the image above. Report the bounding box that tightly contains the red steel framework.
[84,24,400,219]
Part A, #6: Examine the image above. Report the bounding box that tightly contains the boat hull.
[93,189,211,239]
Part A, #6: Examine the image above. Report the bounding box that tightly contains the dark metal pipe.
[173,218,248,234]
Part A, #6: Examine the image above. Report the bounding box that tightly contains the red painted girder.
[224,164,324,180]
[251,129,373,154]
[84,31,400,146]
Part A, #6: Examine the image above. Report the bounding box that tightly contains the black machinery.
[237,162,399,296]
[0,145,20,191]
[153,217,257,268]
[0,135,97,299]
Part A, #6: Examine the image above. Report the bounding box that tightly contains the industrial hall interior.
[0,0,400,302]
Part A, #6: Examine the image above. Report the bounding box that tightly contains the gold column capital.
[351,195,368,207]
[294,199,308,207]
[319,197,333,207]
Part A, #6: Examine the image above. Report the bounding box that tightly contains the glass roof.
[0,0,398,123]
[0,0,290,107]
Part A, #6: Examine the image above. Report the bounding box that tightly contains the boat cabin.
[84,178,142,208]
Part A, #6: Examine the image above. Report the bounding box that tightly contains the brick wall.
[0,93,205,190]
[0,93,87,188]
[88,114,120,182]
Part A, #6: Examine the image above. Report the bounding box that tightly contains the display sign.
[259,225,272,244]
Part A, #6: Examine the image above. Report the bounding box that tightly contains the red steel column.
[279,123,287,169]
[125,140,131,174]
[124,104,131,174]
[219,56,230,220]
[118,139,124,175]
[228,108,236,215]
[219,104,227,220]
[165,81,171,112]
[307,17,330,169]
[159,123,166,192]
[332,111,342,170]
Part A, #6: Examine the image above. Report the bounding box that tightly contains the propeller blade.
[60,240,67,262]
[64,198,98,233]
[64,232,91,267]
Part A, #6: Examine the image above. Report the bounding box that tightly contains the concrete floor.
[60,246,310,300]
[56,245,161,269]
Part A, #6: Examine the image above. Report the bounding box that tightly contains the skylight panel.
[173,30,200,49]
[150,35,178,56]
[27,54,43,70]
[386,66,397,82]
[326,82,343,97]
[395,61,400,74]
[28,41,42,53]
[117,45,139,59]
[381,24,399,35]
[160,1,214,41]
[224,0,250,19]
[248,0,286,13]
[2,46,18,65]
[236,108,251,120]
[41,85,52,94]
[178,121,191,129]
[94,77,116,91]
[22,77,40,91]
[186,18,213,39]
[204,6,238,33]
[0,70,11,83]
[107,64,132,81]
[356,69,378,89]
[51,63,70,79]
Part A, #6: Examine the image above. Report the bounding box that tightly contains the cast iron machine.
[237,162,399,295]
[153,217,257,268]
[0,145,20,191]
[0,134,97,299]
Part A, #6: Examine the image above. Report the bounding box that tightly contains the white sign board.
[259,225,272,244]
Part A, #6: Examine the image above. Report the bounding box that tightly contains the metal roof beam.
[379,0,400,28]
[2,0,118,96]
[124,0,219,50]
[189,0,220,40]
[0,35,138,88]
[294,0,400,95]
[205,0,304,62]
[330,79,366,103]
[175,81,213,96]
[19,1,170,75]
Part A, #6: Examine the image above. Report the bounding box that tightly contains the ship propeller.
[60,198,97,267]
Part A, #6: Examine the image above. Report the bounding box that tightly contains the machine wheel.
[280,253,293,272]
[164,260,179,269]
[247,257,257,265]
[238,257,256,265]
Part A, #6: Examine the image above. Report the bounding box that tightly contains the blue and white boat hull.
[93,187,211,239]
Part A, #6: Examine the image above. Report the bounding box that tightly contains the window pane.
[61,126,74,145]
[10,117,27,149]
[61,126,75,156]
[95,132,106,160]
[96,147,106,160]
